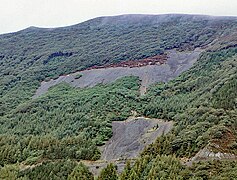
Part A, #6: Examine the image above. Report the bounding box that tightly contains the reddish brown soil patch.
[210,128,237,154]
[87,54,167,70]
[33,49,202,98]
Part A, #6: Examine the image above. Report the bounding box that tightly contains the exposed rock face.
[83,117,173,176]
[186,146,237,166]
[33,48,203,98]
[101,117,173,161]
[192,147,236,161]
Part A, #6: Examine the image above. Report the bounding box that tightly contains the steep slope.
[101,117,173,161]
[1,14,237,115]
[33,48,202,98]
[0,14,237,179]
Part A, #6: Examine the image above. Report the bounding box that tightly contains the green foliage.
[0,15,237,179]
[0,134,100,165]
[74,74,82,79]
[212,76,237,110]
[0,164,19,180]
[120,161,132,180]
[0,15,236,115]
[141,134,175,157]
[143,48,237,157]
[0,77,140,164]
[120,155,191,180]
[119,156,237,179]
[116,47,237,180]
[68,162,94,180]
[190,160,237,179]
[18,160,77,180]
[97,163,118,180]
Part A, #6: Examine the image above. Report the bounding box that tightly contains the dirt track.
[33,48,202,98]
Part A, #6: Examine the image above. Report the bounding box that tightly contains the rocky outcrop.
[186,146,237,166]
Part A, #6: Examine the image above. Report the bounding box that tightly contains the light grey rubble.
[33,48,202,98]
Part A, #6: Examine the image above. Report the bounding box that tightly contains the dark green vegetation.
[67,162,94,180]
[0,14,237,179]
[0,77,141,165]
[1,158,236,179]
[118,156,237,179]
[144,48,237,157]
[1,14,236,114]
[97,163,118,180]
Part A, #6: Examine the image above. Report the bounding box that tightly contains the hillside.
[33,48,202,98]
[1,14,237,114]
[0,14,236,179]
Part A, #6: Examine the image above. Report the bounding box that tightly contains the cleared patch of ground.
[33,48,203,98]
[83,117,173,176]
[101,117,173,161]
[19,115,172,176]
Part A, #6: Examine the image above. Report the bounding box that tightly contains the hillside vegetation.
[1,14,236,114]
[0,14,236,179]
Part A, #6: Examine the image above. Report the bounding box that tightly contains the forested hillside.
[0,14,236,179]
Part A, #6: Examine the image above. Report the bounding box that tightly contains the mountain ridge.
[1,13,237,36]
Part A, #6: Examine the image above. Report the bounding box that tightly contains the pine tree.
[128,169,139,180]
[97,163,118,180]
[67,162,94,180]
[0,164,19,180]
[120,160,132,180]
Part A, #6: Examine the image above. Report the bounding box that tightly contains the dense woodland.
[0,14,237,179]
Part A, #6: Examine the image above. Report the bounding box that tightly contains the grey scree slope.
[33,48,203,98]
[101,117,173,161]
[84,117,173,176]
